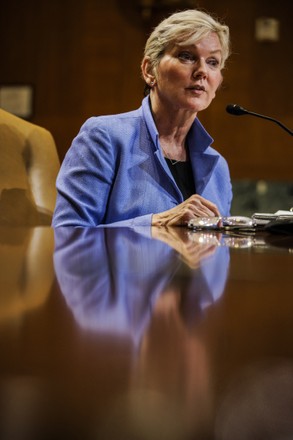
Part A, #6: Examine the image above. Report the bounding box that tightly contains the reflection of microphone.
[226,104,293,136]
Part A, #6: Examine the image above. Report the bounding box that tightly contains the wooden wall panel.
[198,0,293,180]
[1,0,292,180]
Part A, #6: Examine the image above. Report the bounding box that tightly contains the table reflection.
[0,227,55,323]
[54,227,229,349]
[1,225,292,439]
[53,226,230,438]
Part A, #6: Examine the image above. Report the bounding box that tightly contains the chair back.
[0,109,60,225]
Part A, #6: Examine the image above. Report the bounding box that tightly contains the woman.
[52,9,232,228]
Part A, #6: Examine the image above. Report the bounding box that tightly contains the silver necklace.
[162,147,184,166]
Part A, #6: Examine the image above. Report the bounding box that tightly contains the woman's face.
[152,32,223,115]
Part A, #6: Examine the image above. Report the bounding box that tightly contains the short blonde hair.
[143,9,230,72]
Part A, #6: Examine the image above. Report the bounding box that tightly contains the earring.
[150,80,155,87]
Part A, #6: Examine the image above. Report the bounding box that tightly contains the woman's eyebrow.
[210,49,222,55]
[177,44,222,53]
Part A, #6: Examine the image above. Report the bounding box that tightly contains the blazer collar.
[188,118,219,194]
[142,96,220,196]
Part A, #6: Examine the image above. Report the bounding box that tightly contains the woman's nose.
[192,58,207,78]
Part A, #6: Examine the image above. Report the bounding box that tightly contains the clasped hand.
[152,194,220,227]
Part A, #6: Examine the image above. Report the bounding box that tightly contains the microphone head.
[226,104,247,116]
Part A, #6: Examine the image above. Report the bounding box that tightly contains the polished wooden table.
[0,226,292,439]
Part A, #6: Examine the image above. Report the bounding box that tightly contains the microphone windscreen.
[226,104,247,115]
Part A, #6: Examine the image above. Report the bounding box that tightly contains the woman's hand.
[152,194,220,227]
[151,226,219,269]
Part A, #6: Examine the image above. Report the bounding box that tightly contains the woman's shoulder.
[70,105,147,154]
[81,106,143,132]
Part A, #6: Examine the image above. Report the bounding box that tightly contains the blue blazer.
[53,97,232,227]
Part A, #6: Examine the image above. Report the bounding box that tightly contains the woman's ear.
[141,57,156,86]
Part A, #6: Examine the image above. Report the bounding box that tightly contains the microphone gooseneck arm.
[226,104,293,136]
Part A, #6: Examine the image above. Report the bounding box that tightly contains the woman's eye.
[208,58,220,68]
[178,52,194,62]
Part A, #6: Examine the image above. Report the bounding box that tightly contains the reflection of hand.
[152,195,220,227]
[151,226,220,269]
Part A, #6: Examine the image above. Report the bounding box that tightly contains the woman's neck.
[149,95,196,159]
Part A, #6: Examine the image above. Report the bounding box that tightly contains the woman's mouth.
[186,84,206,92]
[186,85,206,97]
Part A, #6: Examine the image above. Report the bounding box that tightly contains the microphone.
[226,104,293,136]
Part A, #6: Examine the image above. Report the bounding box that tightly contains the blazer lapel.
[191,152,219,195]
